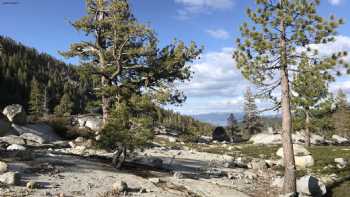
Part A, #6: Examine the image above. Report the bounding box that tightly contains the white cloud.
[328,0,342,6]
[170,35,350,115]
[206,29,230,40]
[175,0,234,19]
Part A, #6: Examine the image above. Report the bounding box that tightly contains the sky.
[0,0,350,115]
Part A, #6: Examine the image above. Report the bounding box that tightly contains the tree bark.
[112,144,127,169]
[305,110,311,147]
[279,4,297,194]
[101,75,110,125]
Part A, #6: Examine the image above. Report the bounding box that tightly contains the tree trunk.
[305,110,311,147]
[112,144,127,169]
[101,75,110,125]
[279,4,297,194]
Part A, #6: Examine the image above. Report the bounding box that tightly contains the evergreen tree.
[233,0,347,193]
[226,113,240,141]
[332,89,350,137]
[62,0,201,168]
[243,88,262,137]
[54,93,74,116]
[292,57,331,146]
[29,77,44,115]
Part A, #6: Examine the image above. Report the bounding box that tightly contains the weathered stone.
[0,172,21,185]
[75,137,85,143]
[26,181,39,189]
[7,144,26,151]
[112,180,128,192]
[76,115,103,131]
[0,161,8,173]
[334,158,348,169]
[332,135,349,144]
[277,144,314,168]
[297,175,327,196]
[0,135,25,145]
[250,133,281,144]
[272,175,326,196]
[12,123,60,143]
[248,159,267,170]
[149,178,160,184]
[2,104,27,125]
[20,133,45,144]
[173,172,184,179]
[276,144,310,157]
[293,131,325,145]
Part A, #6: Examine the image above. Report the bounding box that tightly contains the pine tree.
[29,77,44,115]
[233,0,347,193]
[292,57,331,146]
[62,0,201,168]
[332,89,350,137]
[243,88,262,137]
[54,93,74,116]
[227,113,240,142]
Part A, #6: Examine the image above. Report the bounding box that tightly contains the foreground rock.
[0,135,25,145]
[0,172,21,185]
[276,144,314,168]
[112,180,128,192]
[2,104,27,125]
[0,161,8,173]
[272,175,326,196]
[249,133,281,144]
[75,115,103,132]
[7,144,26,150]
[293,131,325,145]
[12,123,60,144]
[334,158,348,169]
[332,135,349,144]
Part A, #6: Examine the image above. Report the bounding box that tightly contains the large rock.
[272,175,327,196]
[0,135,25,145]
[0,161,8,173]
[297,175,327,196]
[293,131,325,145]
[12,123,60,144]
[334,158,348,169]
[76,115,103,132]
[276,144,310,157]
[2,104,27,125]
[332,135,349,144]
[7,144,26,150]
[277,144,314,168]
[0,172,21,185]
[112,180,128,192]
[250,133,281,144]
[212,127,230,142]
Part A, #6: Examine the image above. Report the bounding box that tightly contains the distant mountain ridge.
[192,112,244,126]
[192,112,281,127]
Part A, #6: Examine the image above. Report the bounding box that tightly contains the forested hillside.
[0,36,78,111]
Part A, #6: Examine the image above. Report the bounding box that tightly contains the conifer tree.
[233,0,347,193]
[62,0,201,168]
[292,56,331,146]
[29,77,44,115]
[54,93,74,116]
[227,113,240,141]
[243,88,262,137]
[332,89,350,137]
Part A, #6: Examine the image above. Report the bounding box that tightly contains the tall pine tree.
[332,89,350,137]
[233,0,346,193]
[292,56,331,146]
[29,77,44,116]
[243,88,262,137]
[227,113,240,142]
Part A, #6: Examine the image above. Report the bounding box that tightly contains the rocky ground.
[1,104,350,197]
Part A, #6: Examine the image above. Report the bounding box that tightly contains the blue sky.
[1,0,350,115]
